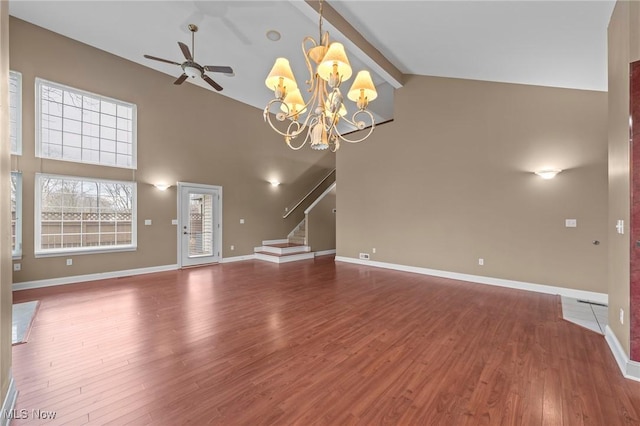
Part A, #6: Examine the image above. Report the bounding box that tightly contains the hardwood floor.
[11,256,640,425]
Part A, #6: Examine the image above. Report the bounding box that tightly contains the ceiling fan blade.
[174,74,188,85]
[144,55,181,66]
[204,65,234,75]
[178,42,193,61]
[202,75,223,91]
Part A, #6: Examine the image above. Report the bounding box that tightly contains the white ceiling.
[331,0,615,91]
[9,0,615,126]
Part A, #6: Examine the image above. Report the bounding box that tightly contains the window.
[35,174,137,256]
[9,71,22,155]
[36,78,136,168]
[11,172,22,259]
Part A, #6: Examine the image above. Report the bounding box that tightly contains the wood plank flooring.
[11,256,640,425]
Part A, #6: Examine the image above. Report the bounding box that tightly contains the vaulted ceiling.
[9,0,615,127]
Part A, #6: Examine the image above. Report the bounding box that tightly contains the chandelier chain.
[318,0,324,42]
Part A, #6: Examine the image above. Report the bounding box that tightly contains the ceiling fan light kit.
[263,0,378,152]
[144,23,233,91]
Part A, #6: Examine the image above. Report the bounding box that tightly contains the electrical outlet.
[359,253,370,260]
[478,258,484,266]
[230,245,235,251]
[240,219,245,224]
[620,308,624,325]
[13,263,21,272]
[66,258,73,266]
[372,248,376,254]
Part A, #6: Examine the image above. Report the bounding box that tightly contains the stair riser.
[254,246,311,255]
[255,252,315,263]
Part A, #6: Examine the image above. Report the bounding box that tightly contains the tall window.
[35,174,136,256]
[10,71,22,155]
[36,78,137,168]
[11,172,22,259]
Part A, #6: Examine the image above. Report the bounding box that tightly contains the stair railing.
[283,168,336,219]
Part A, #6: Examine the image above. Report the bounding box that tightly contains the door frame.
[176,182,223,268]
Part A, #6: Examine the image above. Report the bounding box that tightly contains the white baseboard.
[1,372,17,426]
[221,254,256,263]
[12,264,178,291]
[334,256,608,305]
[315,249,336,257]
[605,326,640,382]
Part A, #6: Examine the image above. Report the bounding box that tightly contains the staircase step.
[254,251,315,264]
[254,244,310,255]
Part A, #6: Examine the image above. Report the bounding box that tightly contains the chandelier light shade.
[263,0,378,152]
[317,42,352,83]
[281,88,307,117]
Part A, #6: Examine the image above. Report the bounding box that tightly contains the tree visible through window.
[35,174,136,255]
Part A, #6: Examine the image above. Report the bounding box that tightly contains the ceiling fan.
[144,24,233,91]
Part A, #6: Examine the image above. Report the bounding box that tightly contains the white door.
[177,182,222,267]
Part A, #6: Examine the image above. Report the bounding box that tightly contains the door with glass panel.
[177,183,221,267]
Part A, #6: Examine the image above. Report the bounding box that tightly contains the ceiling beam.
[301,0,404,88]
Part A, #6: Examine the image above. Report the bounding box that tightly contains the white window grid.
[35,173,137,257]
[10,71,22,155]
[35,78,137,169]
[11,172,22,259]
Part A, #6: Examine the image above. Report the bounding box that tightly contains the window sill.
[35,245,137,258]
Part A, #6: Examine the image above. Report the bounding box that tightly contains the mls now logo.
[1,409,29,420]
[1,409,57,420]
[32,409,57,419]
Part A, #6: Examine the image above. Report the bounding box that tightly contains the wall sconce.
[534,169,562,180]
[269,180,280,187]
[154,183,171,191]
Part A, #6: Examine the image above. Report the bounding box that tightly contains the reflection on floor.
[561,296,608,335]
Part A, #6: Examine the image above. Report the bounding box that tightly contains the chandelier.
[263,0,378,152]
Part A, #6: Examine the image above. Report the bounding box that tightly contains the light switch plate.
[171,219,178,225]
[144,219,152,226]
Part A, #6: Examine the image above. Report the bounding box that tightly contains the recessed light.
[266,30,281,42]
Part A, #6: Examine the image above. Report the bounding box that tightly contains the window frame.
[11,172,22,260]
[34,173,137,258]
[35,78,137,169]
[10,70,22,156]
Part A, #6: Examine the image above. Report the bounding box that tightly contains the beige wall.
[608,1,640,356]
[307,186,336,252]
[9,18,334,283]
[337,75,608,293]
[1,0,13,410]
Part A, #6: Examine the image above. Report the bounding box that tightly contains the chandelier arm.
[302,36,318,88]
[334,110,376,144]
[287,117,319,150]
[264,99,317,145]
